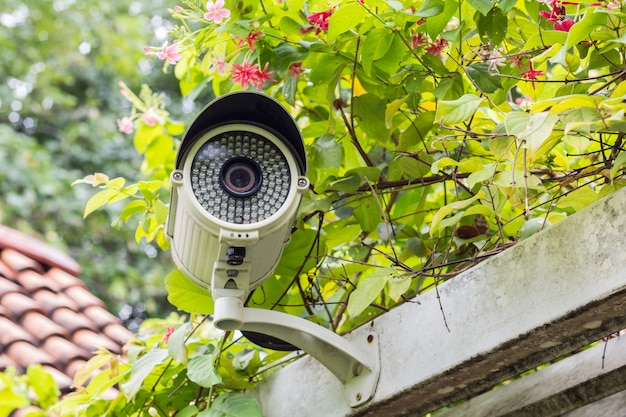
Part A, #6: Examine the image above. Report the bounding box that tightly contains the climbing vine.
[9,0,626,415]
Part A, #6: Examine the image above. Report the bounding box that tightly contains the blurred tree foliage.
[0,0,182,325]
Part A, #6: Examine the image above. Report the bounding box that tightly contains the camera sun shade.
[166,91,309,294]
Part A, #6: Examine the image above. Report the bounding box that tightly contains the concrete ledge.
[252,187,626,417]
[436,335,626,417]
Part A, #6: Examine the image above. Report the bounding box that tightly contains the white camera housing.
[166,92,309,300]
[165,91,379,407]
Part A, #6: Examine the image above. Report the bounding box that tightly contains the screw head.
[172,172,183,181]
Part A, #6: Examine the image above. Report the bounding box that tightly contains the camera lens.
[220,157,262,197]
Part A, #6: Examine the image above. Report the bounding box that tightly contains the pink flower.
[288,62,304,77]
[230,60,276,89]
[205,0,230,24]
[117,117,134,134]
[236,31,264,50]
[553,18,575,31]
[254,62,276,89]
[300,9,334,34]
[156,41,182,64]
[210,52,230,76]
[162,326,175,343]
[142,108,160,126]
[231,60,259,89]
[522,62,544,89]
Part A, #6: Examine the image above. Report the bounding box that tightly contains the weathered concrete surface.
[562,386,626,417]
[252,187,626,417]
[436,334,626,417]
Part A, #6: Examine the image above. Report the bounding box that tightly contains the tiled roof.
[0,225,133,393]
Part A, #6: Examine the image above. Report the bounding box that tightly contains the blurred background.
[0,0,185,329]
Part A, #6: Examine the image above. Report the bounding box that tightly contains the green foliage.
[89,0,626,332]
[29,0,626,413]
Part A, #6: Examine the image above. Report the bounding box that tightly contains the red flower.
[553,18,575,31]
[300,9,334,34]
[425,38,448,58]
[288,62,304,77]
[236,31,264,50]
[522,61,544,89]
[162,326,175,343]
[410,31,427,49]
[539,0,566,21]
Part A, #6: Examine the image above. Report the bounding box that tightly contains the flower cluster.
[143,41,182,65]
[116,82,167,134]
[230,60,276,89]
[301,9,334,34]
[205,0,230,24]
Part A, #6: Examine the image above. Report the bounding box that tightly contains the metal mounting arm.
[214,296,380,407]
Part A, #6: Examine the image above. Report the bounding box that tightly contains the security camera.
[166,91,379,407]
[166,91,309,304]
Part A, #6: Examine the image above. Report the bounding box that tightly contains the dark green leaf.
[465,63,502,93]
[477,8,507,44]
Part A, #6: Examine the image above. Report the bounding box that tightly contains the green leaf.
[467,0,493,15]
[84,188,121,218]
[200,393,263,417]
[165,269,214,314]
[436,94,483,124]
[425,0,457,39]
[348,267,395,318]
[504,111,559,157]
[431,190,485,235]
[327,2,367,42]
[465,63,502,94]
[167,322,191,365]
[353,196,380,232]
[27,365,60,409]
[398,155,428,179]
[476,8,507,44]
[416,0,445,17]
[118,200,148,223]
[188,345,222,388]
[386,97,407,129]
[557,186,598,211]
[387,275,411,302]
[566,8,607,47]
[121,348,169,400]
[611,152,626,180]
[353,94,390,141]
[361,28,395,75]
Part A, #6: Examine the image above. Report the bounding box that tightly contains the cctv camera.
[166,91,309,302]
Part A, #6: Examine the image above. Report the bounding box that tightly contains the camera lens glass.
[190,129,292,224]
[220,157,262,197]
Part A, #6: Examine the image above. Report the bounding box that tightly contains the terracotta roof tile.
[1,291,45,320]
[22,310,69,340]
[0,316,37,347]
[0,226,134,394]
[0,225,80,275]
[7,341,56,369]
[32,289,79,315]
[1,249,44,274]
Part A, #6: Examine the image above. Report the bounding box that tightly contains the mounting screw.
[367,334,374,343]
[356,393,362,402]
[172,171,183,181]
[298,178,308,187]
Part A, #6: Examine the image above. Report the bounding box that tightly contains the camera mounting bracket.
[214,296,381,407]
